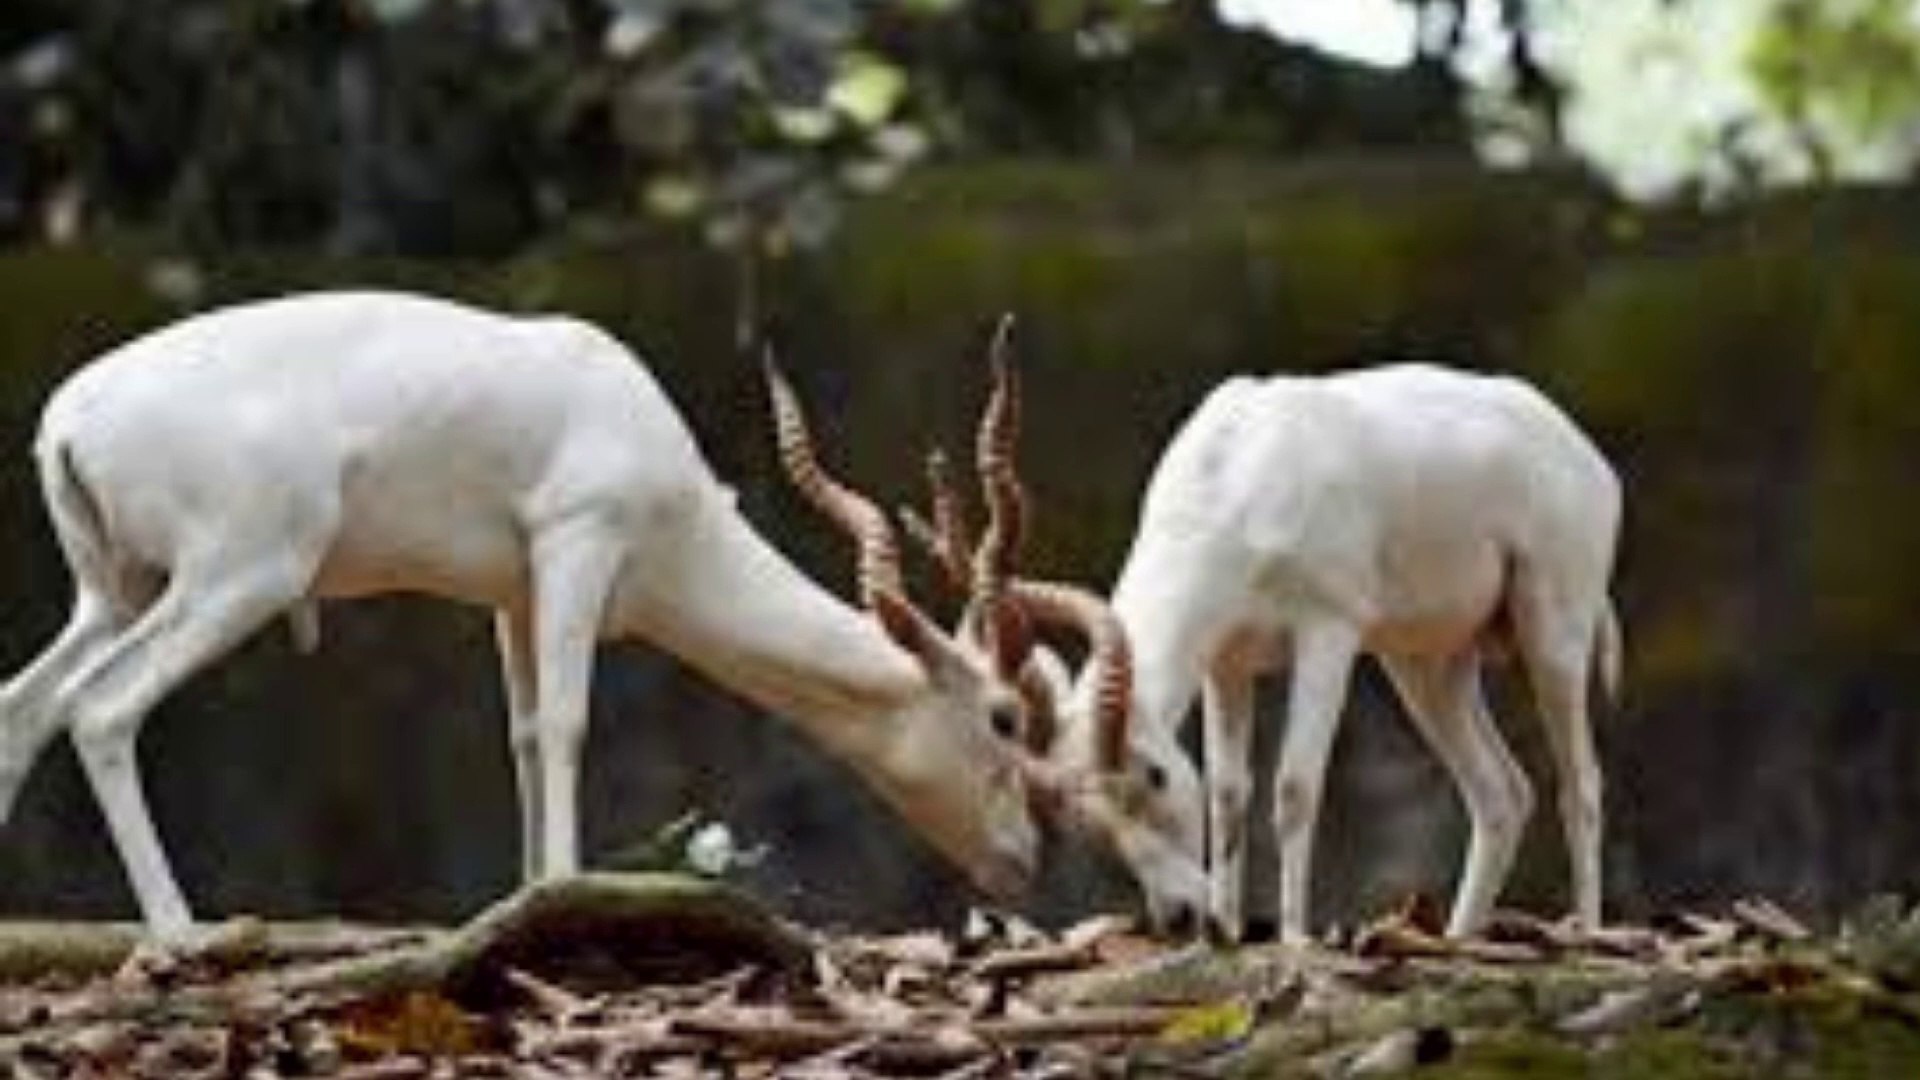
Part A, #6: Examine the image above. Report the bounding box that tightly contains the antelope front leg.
[1201,667,1256,942]
[528,520,625,880]
[1271,623,1359,944]
[494,605,543,882]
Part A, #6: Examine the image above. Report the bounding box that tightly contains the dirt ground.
[3,875,1919,1078]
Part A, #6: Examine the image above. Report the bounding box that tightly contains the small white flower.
[684,821,738,876]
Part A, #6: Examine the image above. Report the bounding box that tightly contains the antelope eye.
[989,705,1020,740]
[1143,761,1169,792]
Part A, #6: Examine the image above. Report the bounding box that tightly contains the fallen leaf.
[1353,920,1450,961]
[333,990,488,1058]
[867,930,955,970]
[1093,932,1167,967]
[1732,897,1812,943]
[1558,984,1695,1037]
[1156,999,1254,1047]
[1572,922,1664,959]
[1482,909,1567,950]
[1059,914,1138,952]
[1343,1026,1454,1075]
[1387,893,1446,937]
[1726,957,1828,994]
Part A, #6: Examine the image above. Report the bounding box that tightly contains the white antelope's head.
[898,319,1208,934]
[764,353,1046,900]
[1017,587,1208,935]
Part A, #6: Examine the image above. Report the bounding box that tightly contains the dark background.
[2,0,1919,933]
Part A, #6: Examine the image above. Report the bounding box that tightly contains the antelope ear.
[1015,671,1057,755]
[870,587,929,652]
[871,588,966,674]
[989,602,1033,678]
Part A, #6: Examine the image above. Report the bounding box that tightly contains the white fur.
[0,290,1040,939]
[1067,363,1621,941]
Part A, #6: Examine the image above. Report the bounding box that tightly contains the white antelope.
[0,290,1099,940]
[1039,364,1623,941]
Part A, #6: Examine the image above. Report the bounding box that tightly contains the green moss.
[1704,982,1920,1079]
[1598,1030,1748,1080]
[1342,987,1920,1080]
[1421,1029,1591,1079]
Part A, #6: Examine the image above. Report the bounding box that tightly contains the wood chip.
[971,939,1097,981]
[1558,984,1694,1037]
[503,967,588,1018]
[334,1057,431,1080]
[1732,898,1812,943]
[1341,1028,1421,1076]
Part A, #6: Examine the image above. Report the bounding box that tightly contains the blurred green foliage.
[0,0,942,259]
[0,0,1485,261]
[4,0,1915,276]
[1750,0,1920,177]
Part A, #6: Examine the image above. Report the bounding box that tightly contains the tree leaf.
[770,106,838,144]
[870,122,930,162]
[362,0,433,24]
[644,175,706,219]
[604,11,667,59]
[827,52,907,128]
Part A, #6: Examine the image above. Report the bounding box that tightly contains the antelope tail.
[1594,600,1622,703]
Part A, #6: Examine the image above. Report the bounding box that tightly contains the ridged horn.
[763,349,908,609]
[1008,581,1132,774]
